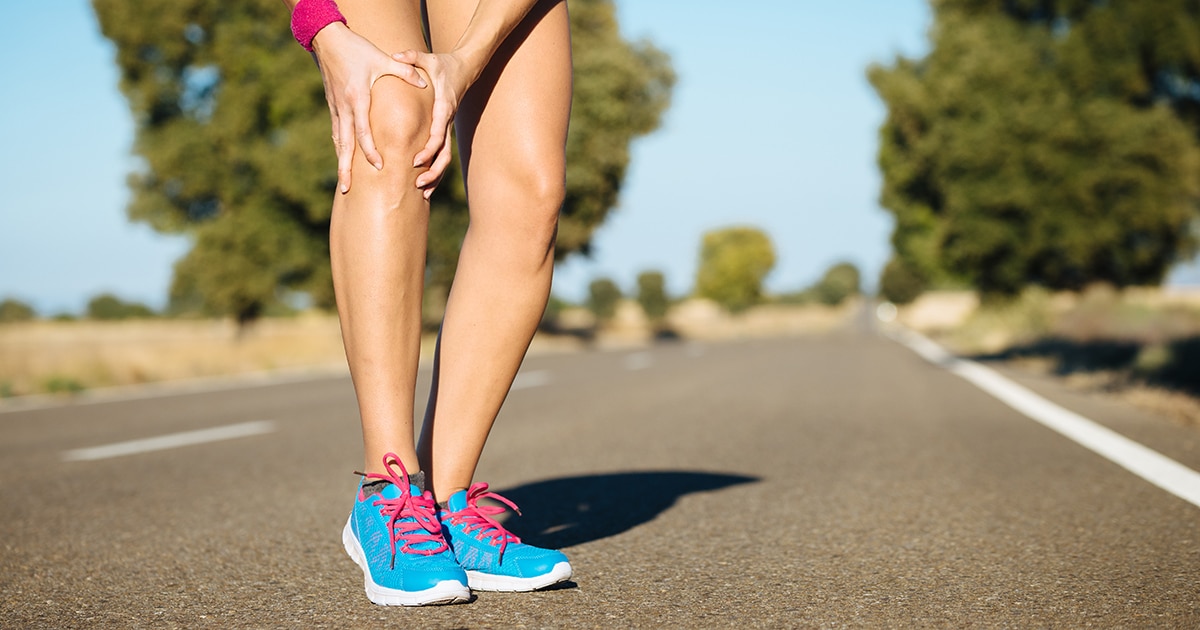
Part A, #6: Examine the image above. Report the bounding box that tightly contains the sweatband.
[291,0,347,52]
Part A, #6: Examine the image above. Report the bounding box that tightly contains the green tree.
[0,298,36,323]
[86,293,157,320]
[870,1,1200,298]
[93,0,674,322]
[695,226,776,313]
[812,262,861,306]
[635,270,668,322]
[878,257,926,305]
[587,277,622,323]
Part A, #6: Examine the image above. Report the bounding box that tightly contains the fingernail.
[424,189,432,200]
[413,157,421,167]
[373,160,383,170]
[340,183,349,193]
[418,79,427,88]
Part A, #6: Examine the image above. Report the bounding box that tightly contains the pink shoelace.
[443,483,523,559]
[359,453,448,568]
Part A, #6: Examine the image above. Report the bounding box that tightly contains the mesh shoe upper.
[439,483,568,579]
[349,454,467,592]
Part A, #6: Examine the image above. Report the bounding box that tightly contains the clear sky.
[2,1,1197,314]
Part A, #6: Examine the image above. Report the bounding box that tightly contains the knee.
[367,77,432,168]
[511,171,564,258]
[491,166,565,247]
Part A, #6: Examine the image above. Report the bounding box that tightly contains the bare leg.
[419,0,572,500]
[328,0,434,476]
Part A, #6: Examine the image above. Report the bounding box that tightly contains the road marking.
[62,420,276,462]
[892,329,1200,510]
[511,370,550,391]
[624,352,654,371]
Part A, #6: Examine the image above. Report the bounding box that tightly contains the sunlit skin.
[282,0,571,502]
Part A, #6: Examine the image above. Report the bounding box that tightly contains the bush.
[43,375,85,395]
[636,271,669,321]
[695,226,776,312]
[0,298,36,323]
[812,262,861,306]
[86,293,156,320]
[879,258,926,305]
[587,278,622,323]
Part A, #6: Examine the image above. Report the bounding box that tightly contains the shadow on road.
[495,471,759,549]
[972,335,1200,396]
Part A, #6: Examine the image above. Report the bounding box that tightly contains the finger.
[415,100,453,168]
[379,58,426,89]
[336,111,354,193]
[392,50,422,65]
[418,123,454,192]
[348,94,383,172]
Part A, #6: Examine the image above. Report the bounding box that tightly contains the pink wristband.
[291,0,347,52]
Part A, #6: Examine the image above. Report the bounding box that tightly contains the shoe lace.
[359,453,448,568]
[444,483,522,559]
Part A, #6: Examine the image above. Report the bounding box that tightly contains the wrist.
[291,0,347,52]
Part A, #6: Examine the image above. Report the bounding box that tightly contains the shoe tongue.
[377,482,424,501]
[446,489,469,512]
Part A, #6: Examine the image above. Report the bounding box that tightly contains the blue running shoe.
[439,483,572,592]
[342,453,470,606]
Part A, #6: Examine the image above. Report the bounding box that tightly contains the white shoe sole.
[342,518,471,606]
[466,561,573,592]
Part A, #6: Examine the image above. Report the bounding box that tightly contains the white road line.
[892,329,1200,510]
[624,352,654,371]
[511,370,550,391]
[62,420,276,462]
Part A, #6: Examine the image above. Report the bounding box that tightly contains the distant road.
[2,325,1197,627]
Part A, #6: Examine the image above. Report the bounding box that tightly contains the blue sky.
[2,1,1197,314]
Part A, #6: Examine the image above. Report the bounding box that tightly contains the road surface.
[2,325,1198,627]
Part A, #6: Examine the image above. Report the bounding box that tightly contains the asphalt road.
[2,324,1198,628]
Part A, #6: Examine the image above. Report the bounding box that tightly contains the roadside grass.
[935,285,1200,427]
[0,314,348,397]
[0,300,857,399]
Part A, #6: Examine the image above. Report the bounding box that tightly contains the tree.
[86,293,157,320]
[635,270,668,322]
[812,262,861,306]
[878,257,926,305]
[93,0,674,321]
[586,277,622,323]
[0,298,36,323]
[870,1,1200,298]
[695,226,776,313]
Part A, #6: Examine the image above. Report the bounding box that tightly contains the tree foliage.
[0,298,36,323]
[695,226,776,313]
[870,0,1200,297]
[635,270,668,321]
[92,0,674,321]
[586,277,622,322]
[878,257,926,305]
[86,293,157,320]
[812,262,861,306]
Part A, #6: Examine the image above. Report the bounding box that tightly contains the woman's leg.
[328,0,434,476]
[419,0,573,500]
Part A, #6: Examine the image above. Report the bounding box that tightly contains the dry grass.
[908,285,1200,429]
[0,298,858,399]
[0,314,349,397]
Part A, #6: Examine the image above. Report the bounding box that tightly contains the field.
[0,299,856,399]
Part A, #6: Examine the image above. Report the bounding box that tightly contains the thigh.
[338,0,427,55]
[425,0,572,201]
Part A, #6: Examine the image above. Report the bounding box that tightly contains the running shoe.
[439,483,573,592]
[342,453,470,606]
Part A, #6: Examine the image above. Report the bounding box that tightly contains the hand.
[392,50,473,200]
[311,23,428,193]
